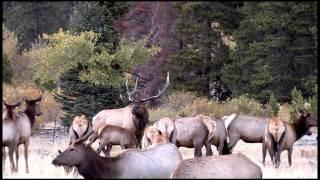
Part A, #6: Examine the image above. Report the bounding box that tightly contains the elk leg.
[97,141,107,155]
[227,135,240,153]
[287,148,293,167]
[24,140,30,173]
[9,144,16,173]
[204,140,213,156]
[14,144,19,172]
[103,144,112,156]
[275,150,281,168]
[194,141,203,157]
[268,149,274,165]
[262,142,267,166]
[3,147,6,172]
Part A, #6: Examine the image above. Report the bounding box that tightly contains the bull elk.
[2,100,21,173]
[90,72,170,150]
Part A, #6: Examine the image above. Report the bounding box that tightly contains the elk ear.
[35,95,42,102]
[81,114,86,119]
[13,102,21,108]
[3,100,8,106]
[23,96,29,102]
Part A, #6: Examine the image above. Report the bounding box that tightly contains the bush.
[290,87,305,122]
[308,85,317,119]
[268,93,279,117]
[149,92,266,120]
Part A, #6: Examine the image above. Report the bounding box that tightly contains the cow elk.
[52,132,182,178]
[87,125,138,156]
[263,117,286,168]
[224,112,314,154]
[2,100,21,173]
[143,116,215,157]
[15,95,42,173]
[171,153,262,178]
[90,72,170,149]
[262,109,317,167]
[69,115,92,145]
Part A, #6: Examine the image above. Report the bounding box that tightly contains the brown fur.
[262,109,317,167]
[263,117,286,168]
[225,113,314,154]
[88,125,138,156]
[69,115,92,145]
[52,134,182,178]
[171,153,262,178]
[143,127,168,146]
[14,95,42,173]
[91,103,149,149]
[146,117,212,157]
[2,101,21,173]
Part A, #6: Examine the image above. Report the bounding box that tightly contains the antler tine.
[138,72,170,102]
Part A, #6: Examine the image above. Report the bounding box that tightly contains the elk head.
[3,100,21,120]
[23,95,43,116]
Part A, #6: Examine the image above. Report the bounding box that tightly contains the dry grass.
[2,131,317,179]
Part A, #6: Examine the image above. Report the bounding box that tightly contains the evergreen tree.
[222,2,317,103]
[268,93,279,117]
[3,1,74,52]
[70,1,130,52]
[53,67,126,127]
[169,2,242,96]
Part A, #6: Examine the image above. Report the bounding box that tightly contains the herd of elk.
[3,71,317,178]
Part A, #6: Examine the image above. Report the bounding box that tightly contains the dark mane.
[293,113,313,140]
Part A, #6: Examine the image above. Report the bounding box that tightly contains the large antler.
[120,72,170,103]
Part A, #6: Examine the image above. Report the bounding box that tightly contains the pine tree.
[53,67,126,127]
[268,93,279,117]
[3,1,74,52]
[70,1,130,52]
[170,2,243,96]
[222,2,317,103]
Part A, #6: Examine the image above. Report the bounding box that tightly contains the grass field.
[2,130,318,179]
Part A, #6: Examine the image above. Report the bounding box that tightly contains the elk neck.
[292,117,309,141]
[77,146,119,178]
[24,108,36,128]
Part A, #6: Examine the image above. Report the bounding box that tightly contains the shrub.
[308,85,317,119]
[290,87,305,122]
[268,93,279,117]
[3,53,13,83]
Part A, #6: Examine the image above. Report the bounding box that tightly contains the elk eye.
[70,148,75,152]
